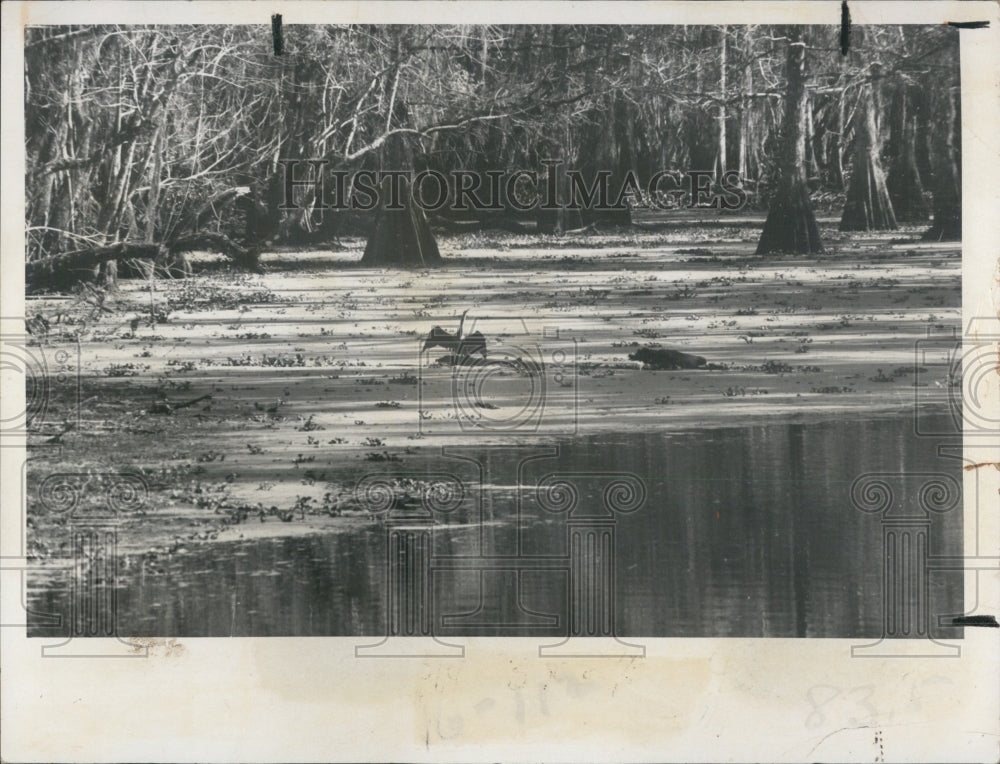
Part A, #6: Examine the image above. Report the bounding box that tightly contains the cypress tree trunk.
[579,30,635,228]
[805,98,821,184]
[737,33,750,183]
[361,176,442,267]
[830,77,847,189]
[556,123,584,233]
[715,26,728,183]
[757,30,823,255]
[585,90,634,227]
[886,76,929,222]
[537,26,584,234]
[922,84,961,242]
[840,74,897,231]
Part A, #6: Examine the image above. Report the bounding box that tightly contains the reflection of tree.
[27,419,963,638]
[611,418,961,638]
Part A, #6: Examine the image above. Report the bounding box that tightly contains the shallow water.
[28,412,963,638]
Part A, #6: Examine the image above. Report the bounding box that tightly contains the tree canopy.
[24,24,961,281]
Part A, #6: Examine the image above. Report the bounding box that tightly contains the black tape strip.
[951,615,999,628]
[840,1,851,56]
[272,14,284,56]
[946,21,990,29]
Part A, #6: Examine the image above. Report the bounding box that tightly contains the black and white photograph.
[1,2,997,762]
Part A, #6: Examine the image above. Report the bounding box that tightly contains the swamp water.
[28,413,963,639]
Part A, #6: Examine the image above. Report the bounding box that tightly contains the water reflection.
[28,414,963,638]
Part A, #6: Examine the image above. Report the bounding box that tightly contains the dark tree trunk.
[608,89,636,226]
[361,177,441,267]
[830,89,847,189]
[886,76,930,222]
[840,74,897,231]
[913,84,933,193]
[25,231,257,291]
[96,260,118,288]
[577,32,633,228]
[583,90,634,227]
[236,182,281,252]
[922,83,961,242]
[537,26,584,234]
[757,30,823,255]
[536,155,582,236]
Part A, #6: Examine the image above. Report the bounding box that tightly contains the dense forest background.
[24,24,961,285]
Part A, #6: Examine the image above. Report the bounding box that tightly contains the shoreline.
[24,396,959,568]
[23,229,962,562]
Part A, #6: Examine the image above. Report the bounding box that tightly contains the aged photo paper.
[1,1,998,761]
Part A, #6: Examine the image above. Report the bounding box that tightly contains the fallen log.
[26,242,163,285]
[169,232,259,268]
[26,232,260,290]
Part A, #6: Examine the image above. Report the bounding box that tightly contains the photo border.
[2,2,997,762]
